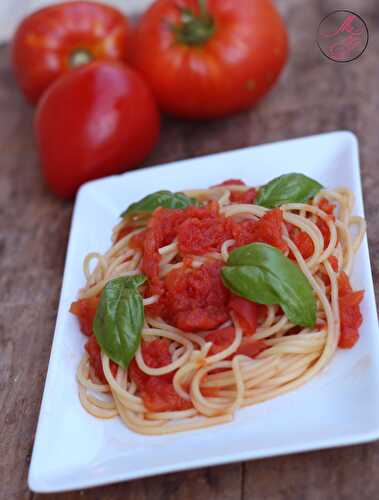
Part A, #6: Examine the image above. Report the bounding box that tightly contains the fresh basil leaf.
[93,276,145,369]
[256,173,323,208]
[222,266,280,305]
[122,274,147,289]
[222,243,316,327]
[121,190,200,219]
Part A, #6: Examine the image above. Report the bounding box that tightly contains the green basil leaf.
[93,276,145,369]
[222,243,316,327]
[256,173,323,208]
[122,274,147,289]
[222,266,280,305]
[121,190,200,219]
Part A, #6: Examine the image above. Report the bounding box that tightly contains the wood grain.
[0,0,378,498]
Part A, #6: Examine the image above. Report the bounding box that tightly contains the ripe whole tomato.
[132,0,288,119]
[35,61,160,198]
[12,1,129,103]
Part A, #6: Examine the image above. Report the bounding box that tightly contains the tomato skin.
[12,1,129,104]
[35,61,160,198]
[132,0,288,119]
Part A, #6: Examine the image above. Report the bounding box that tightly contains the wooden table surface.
[1,1,379,498]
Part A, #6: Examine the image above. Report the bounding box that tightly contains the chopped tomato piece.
[237,338,267,358]
[116,225,135,243]
[229,295,258,336]
[137,378,192,412]
[85,335,117,384]
[328,256,339,272]
[130,339,173,384]
[129,339,191,412]
[142,207,183,294]
[206,327,267,358]
[206,327,235,355]
[142,202,221,294]
[338,272,364,348]
[230,188,257,204]
[319,198,336,216]
[162,260,229,332]
[129,229,146,251]
[317,217,331,248]
[177,214,234,255]
[212,179,246,187]
[70,297,99,336]
[290,229,314,259]
[317,199,336,249]
[232,208,287,252]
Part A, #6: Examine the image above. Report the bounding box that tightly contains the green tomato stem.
[174,0,214,46]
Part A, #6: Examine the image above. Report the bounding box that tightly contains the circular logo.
[317,10,369,62]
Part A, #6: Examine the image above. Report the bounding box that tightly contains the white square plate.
[29,131,379,493]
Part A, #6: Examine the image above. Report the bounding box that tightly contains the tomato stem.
[199,0,207,17]
[174,0,214,46]
[69,49,93,68]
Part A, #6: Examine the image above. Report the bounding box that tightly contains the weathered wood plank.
[0,0,378,498]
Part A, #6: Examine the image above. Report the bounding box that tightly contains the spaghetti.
[71,177,366,434]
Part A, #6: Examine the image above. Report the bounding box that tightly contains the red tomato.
[70,296,99,336]
[229,295,258,336]
[12,1,129,103]
[35,61,160,198]
[132,0,288,118]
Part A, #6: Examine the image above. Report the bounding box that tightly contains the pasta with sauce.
[70,174,366,434]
